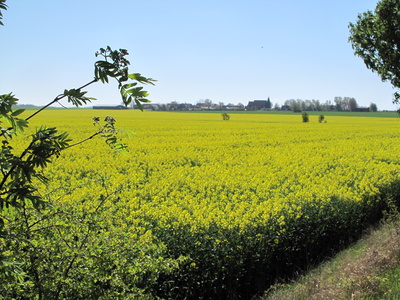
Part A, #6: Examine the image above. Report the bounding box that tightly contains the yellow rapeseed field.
[15,109,400,298]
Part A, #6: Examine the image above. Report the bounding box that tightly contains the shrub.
[302,111,309,122]
[222,113,230,120]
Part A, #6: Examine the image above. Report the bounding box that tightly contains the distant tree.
[348,97,358,112]
[169,101,179,110]
[300,100,306,111]
[334,97,350,111]
[237,103,245,110]
[293,101,302,112]
[204,99,213,109]
[370,102,378,112]
[334,97,342,111]
[312,99,321,111]
[320,100,333,111]
[302,99,311,111]
[177,102,189,110]
[349,0,400,106]
[318,114,325,123]
[285,99,302,112]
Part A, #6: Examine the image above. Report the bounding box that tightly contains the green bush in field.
[302,111,309,122]
[222,112,230,120]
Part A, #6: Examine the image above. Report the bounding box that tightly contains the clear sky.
[0,0,397,110]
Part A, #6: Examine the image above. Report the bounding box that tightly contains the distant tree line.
[18,97,379,113]
[137,97,379,112]
[137,99,246,111]
[281,97,378,112]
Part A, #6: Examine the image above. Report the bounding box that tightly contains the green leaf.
[122,82,137,89]
[135,100,144,111]
[136,98,151,103]
[126,87,144,95]
[128,73,156,85]
[10,109,25,117]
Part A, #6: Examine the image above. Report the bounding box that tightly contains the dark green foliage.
[1,180,180,299]
[318,114,325,123]
[93,116,128,152]
[0,93,28,136]
[349,0,400,105]
[95,46,156,110]
[0,46,146,211]
[62,88,96,107]
[370,102,378,112]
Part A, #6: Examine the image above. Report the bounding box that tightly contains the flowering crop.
[10,110,400,298]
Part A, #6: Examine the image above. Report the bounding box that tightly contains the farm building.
[246,98,271,110]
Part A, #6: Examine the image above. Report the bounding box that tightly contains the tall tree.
[349,0,400,105]
[347,97,358,112]
[334,97,344,111]
[312,99,321,111]
[204,99,213,109]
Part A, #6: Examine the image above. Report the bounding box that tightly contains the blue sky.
[0,0,397,110]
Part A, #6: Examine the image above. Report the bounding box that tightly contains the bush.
[302,111,309,122]
[221,113,230,120]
